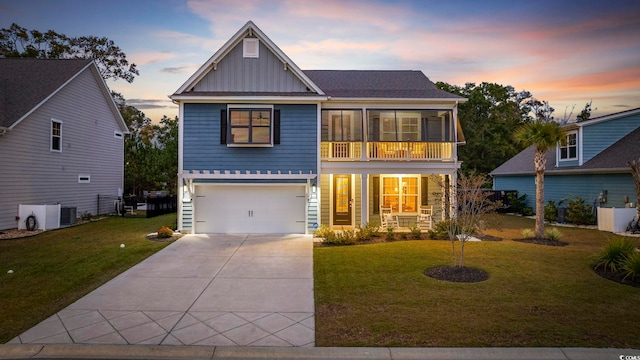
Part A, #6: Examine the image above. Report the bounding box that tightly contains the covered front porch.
[318,172,456,230]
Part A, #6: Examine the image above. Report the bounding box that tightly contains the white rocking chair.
[417,205,433,230]
[380,206,399,228]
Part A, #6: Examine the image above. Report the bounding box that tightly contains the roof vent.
[243,38,259,58]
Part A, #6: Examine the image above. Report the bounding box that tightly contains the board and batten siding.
[0,68,124,230]
[192,40,309,93]
[182,103,317,173]
[581,115,640,163]
[494,173,635,210]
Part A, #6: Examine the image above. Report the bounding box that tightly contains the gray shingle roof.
[0,58,92,128]
[303,70,463,99]
[490,126,640,176]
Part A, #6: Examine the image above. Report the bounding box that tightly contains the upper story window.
[367,110,452,142]
[228,108,272,145]
[560,131,577,160]
[51,119,62,152]
[321,110,363,141]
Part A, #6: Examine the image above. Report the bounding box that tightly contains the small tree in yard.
[436,172,504,267]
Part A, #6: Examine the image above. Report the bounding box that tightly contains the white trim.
[558,130,578,162]
[170,95,327,103]
[574,107,640,127]
[180,170,316,180]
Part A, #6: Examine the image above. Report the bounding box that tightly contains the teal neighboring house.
[490,107,640,213]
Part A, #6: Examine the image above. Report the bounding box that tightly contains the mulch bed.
[146,233,183,242]
[424,265,489,283]
[593,267,640,288]
[514,238,568,246]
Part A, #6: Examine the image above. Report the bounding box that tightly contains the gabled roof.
[490,126,640,176]
[0,58,127,132]
[576,106,640,125]
[304,70,464,100]
[173,21,324,96]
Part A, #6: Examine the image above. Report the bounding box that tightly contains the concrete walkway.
[10,234,314,347]
[2,344,640,359]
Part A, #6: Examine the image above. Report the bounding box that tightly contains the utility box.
[60,207,77,226]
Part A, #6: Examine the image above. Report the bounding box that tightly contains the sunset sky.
[1,0,639,122]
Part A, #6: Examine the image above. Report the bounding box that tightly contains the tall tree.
[436,82,532,175]
[0,23,138,83]
[514,112,565,240]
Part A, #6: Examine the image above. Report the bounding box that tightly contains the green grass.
[314,215,640,347]
[0,214,174,343]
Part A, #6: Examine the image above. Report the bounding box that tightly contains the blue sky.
[1,0,639,122]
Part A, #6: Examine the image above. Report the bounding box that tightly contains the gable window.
[560,131,577,160]
[321,110,363,141]
[243,38,259,58]
[51,119,62,152]
[228,108,272,145]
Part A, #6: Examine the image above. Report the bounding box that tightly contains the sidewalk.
[2,344,639,359]
[9,234,314,347]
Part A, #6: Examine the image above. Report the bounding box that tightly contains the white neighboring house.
[0,58,129,230]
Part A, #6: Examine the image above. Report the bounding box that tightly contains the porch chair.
[380,206,399,229]
[417,205,433,230]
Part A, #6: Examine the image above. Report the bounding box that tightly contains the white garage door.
[194,185,306,234]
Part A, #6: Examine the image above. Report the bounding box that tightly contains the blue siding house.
[491,107,640,214]
[171,21,466,234]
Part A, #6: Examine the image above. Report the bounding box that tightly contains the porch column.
[450,171,458,219]
[361,174,368,226]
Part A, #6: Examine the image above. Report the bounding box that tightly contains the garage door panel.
[194,185,306,234]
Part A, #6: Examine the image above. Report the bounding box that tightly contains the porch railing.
[321,141,453,161]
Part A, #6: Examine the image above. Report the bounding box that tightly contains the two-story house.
[0,59,128,230]
[491,107,640,211]
[171,21,466,234]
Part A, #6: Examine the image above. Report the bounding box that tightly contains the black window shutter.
[220,109,227,144]
[273,109,281,144]
[421,176,429,206]
[372,176,380,214]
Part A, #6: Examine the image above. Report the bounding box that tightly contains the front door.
[333,175,352,225]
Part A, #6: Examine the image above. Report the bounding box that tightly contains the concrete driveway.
[11,234,314,347]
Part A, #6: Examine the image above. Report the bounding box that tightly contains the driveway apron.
[11,234,315,347]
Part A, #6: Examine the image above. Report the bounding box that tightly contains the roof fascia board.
[173,21,324,96]
[90,63,130,134]
[8,61,93,130]
[171,95,328,103]
[576,107,640,127]
[325,97,467,104]
[493,168,631,176]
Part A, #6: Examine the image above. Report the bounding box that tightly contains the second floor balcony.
[320,141,454,161]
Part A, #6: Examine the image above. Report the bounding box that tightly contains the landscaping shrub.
[320,227,358,246]
[356,222,380,241]
[522,228,534,238]
[385,226,396,241]
[566,195,596,225]
[409,223,422,239]
[429,219,457,240]
[592,237,637,272]
[157,226,173,238]
[315,224,334,239]
[545,227,562,241]
[507,192,533,216]
[622,252,640,281]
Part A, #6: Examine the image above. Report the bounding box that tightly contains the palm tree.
[514,120,565,239]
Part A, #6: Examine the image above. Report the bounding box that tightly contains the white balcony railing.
[321,142,453,161]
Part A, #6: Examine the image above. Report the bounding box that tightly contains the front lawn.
[314,215,640,347]
[0,214,175,343]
